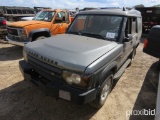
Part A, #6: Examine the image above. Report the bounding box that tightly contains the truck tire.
[89,72,113,109]
[35,36,46,41]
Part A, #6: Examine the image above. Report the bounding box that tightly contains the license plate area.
[59,90,71,101]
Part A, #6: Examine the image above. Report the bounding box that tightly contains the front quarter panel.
[25,22,52,36]
[85,44,123,75]
[29,28,51,38]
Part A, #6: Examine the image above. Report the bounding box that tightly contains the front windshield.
[68,15,123,40]
[34,11,55,22]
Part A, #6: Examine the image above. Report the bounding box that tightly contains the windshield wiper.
[80,32,106,40]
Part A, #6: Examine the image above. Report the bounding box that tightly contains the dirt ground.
[0,37,159,120]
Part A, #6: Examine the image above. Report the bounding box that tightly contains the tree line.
[134,4,160,8]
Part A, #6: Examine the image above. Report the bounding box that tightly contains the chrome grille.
[7,27,18,36]
[7,34,28,42]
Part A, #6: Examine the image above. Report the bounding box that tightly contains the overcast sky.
[0,0,160,9]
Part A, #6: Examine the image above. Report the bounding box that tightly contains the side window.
[56,12,65,18]
[55,12,65,23]
[137,17,142,35]
[125,17,138,35]
[132,18,137,34]
[125,18,131,35]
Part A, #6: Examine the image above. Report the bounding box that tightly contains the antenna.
[123,7,126,11]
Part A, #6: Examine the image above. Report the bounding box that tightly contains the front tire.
[89,72,113,108]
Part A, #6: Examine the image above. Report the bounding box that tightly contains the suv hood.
[7,20,47,27]
[25,34,118,72]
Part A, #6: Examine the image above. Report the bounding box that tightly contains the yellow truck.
[6,9,73,46]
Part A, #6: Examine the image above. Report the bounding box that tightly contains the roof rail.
[79,7,98,11]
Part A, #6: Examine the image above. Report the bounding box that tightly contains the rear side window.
[137,17,142,34]
[126,17,138,34]
[132,18,136,33]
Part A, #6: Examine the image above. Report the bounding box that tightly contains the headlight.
[62,71,90,88]
[23,50,28,61]
[18,29,27,37]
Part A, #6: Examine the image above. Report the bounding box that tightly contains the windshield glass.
[34,11,55,22]
[68,15,123,40]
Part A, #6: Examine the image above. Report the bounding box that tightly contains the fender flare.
[96,61,117,87]
[29,28,52,41]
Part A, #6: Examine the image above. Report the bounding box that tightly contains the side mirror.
[125,34,133,42]
[54,18,63,23]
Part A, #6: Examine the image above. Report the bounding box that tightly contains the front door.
[50,11,70,35]
[118,17,138,68]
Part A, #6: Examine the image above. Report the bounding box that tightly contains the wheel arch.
[29,28,52,41]
[95,61,117,88]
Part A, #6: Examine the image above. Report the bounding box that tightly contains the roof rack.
[100,7,120,9]
[123,7,134,11]
[79,7,98,11]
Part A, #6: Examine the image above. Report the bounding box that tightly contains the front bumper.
[19,60,98,105]
[6,35,29,46]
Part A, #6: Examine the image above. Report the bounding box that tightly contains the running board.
[113,59,131,80]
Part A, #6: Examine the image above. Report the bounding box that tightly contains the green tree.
[134,4,145,8]
[152,4,160,7]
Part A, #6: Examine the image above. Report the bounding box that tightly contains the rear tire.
[89,72,113,109]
